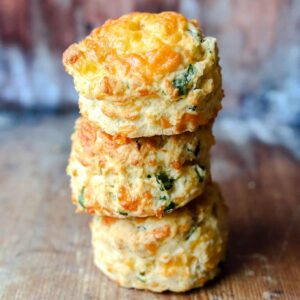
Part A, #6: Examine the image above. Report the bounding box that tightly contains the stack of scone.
[63,12,228,293]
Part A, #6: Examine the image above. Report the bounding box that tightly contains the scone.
[67,117,214,217]
[90,183,228,292]
[63,12,223,137]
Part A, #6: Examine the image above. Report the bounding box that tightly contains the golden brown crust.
[90,183,229,292]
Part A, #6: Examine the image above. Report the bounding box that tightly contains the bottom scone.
[90,183,228,293]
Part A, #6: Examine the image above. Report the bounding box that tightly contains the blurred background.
[0,0,299,157]
[1,2,300,298]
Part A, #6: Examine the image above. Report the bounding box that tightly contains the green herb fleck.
[137,225,147,231]
[137,272,146,282]
[78,187,85,208]
[186,144,194,154]
[195,165,205,183]
[172,64,195,96]
[187,26,204,43]
[159,195,168,201]
[184,225,198,240]
[186,143,201,156]
[164,202,176,213]
[118,210,128,216]
[146,174,151,178]
[187,105,197,112]
[155,172,174,191]
[185,64,195,82]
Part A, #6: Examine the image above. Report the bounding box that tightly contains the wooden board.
[1,114,299,299]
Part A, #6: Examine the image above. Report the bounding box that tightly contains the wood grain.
[0,115,299,299]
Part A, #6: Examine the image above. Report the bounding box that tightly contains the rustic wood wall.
[0,0,299,110]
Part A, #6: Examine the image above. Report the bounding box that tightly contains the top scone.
[63,12,223,137]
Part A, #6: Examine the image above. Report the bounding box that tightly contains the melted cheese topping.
[63,12,208,101]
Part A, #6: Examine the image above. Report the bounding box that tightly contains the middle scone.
[67,117,214,218]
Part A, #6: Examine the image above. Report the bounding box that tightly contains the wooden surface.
[0,114,299,299]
